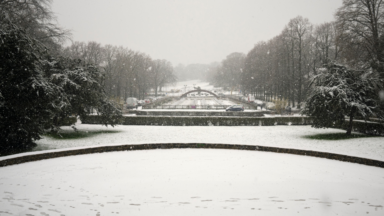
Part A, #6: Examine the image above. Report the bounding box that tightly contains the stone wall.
[1,143,383,168]
[45,116,77,129]
[127,110,270,117]
[344,120,384,135]
[141,97,175,109]
[83,115,312,126]
[82,115,384,135]
[61,117,77,126]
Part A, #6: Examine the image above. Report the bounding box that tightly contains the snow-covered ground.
[1,121,384,215]
[24,124,384,161]
[163,79,241,97]
[1,149,383,216]
[167,80,216,92]
[162,80,216,97]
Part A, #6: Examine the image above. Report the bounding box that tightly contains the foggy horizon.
[52,0,343,66]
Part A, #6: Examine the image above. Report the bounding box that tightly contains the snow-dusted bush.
[265,102,275,110]
[45,57,122,128]
[302,62,383,135]
[273,99,288,114]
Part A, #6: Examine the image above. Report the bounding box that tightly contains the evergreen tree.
[0,0,69,53]
[0,21,121,155]
[45,57,122,128]
[302,62,383,135]
[0,22,64,154]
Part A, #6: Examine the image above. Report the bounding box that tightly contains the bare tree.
[336,0,384,73]
[102,45,119,96]
[216,52,245,92]
[287,16,313,108]
[151,60,176,97]
[242,42,269,100]
[314,22,340,65]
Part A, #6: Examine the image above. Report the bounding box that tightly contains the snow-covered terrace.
[1,124,381,161]
[1,123,384,215]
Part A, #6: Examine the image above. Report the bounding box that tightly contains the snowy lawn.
[0,149,383,216]
[27,124,384,161]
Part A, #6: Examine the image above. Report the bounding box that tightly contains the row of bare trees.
[240,16,337,108]
[62,42,176,101]
[1,1,176,102]
[209,0,384,108]
[207,53,246,91]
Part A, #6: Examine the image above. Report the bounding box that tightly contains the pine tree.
[45,57,122,128]
[302,62,383,135]
[0,22,64,154]
[0,21,121,155]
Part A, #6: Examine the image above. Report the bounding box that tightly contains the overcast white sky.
[52,0,343,66]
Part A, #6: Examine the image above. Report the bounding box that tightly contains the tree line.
[0,0,176,154]
[208,0,384,109]
[62,42,176,101]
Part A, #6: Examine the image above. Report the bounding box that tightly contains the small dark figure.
[285,106,291,115]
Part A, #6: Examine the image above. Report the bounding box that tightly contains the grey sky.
[52,0,343,66]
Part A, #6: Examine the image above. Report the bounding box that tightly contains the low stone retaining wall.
[127,110,271,117]
[343,120,384,135]
[61,117,77,126]
[141,97,175,109]
[83,116,312,126]
[44,116,77,129]
[1,143,383,168]
[82,115,384,135]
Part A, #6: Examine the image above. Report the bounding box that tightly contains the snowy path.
[1,149,383,216]
[27,124,384,161]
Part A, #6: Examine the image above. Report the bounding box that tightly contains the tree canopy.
[302,62,383,135]
[0,22,63,153]
[46,57,122,128]
[0,0,69,51]
[336,0,384,73]
[0,21,121,155]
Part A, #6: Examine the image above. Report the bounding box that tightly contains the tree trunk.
[298,37,302,109]
[291,40,295,107]
[346,107,356,135]
[155,85,158,97]
[286,49,291,106]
